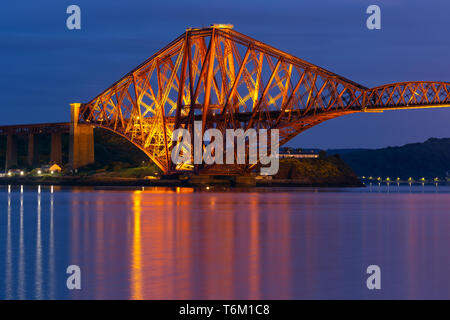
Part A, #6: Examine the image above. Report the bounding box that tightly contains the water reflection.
[1,186,450,299]
[131,191,143,300]
[5,193,12,299]
[18,191,25,299]
[49,193,55,299]
[35,191,42,299]
[2,186,58,299]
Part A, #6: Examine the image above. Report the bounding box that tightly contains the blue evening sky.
[1,0,449,149]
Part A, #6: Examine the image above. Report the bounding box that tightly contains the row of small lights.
[7,170,55,176]
[362,176,440,182]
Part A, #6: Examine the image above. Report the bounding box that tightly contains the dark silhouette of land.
[329,138,450,180]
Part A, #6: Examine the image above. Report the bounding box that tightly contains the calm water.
[0,185,449,300]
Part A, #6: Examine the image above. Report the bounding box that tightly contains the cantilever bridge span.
[76,26,450,174]
[3,26,450,174]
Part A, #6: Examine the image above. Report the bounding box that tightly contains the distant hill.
[329,138,450,179]
[326,148,370,155]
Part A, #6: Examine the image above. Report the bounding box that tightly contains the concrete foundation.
[69,103,95,169]
[187,175,256,186]
[27,134,40,167]
[235,176,256,186]
[5,134,18,170]
[188,175,211,185]
[50,132,63,164]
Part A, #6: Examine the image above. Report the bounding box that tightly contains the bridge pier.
[69,103,94,169]
[50,132,62,164]
[27,134,40,167]
[5,134,18,170]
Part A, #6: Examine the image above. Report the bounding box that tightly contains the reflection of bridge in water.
[2,25,450,174]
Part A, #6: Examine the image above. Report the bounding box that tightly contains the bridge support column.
[27,134,40,168]
[50,132,62,165]
[69,103,94,169]
[5,134,18,170]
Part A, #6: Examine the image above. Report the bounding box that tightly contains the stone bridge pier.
[5,134,18,169]
[27,133,39,167]
[50,132,62,165]
[69,103,95,169]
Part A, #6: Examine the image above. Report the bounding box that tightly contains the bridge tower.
[69,103,95,169]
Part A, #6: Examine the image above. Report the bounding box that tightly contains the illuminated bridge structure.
[3,26,450,174]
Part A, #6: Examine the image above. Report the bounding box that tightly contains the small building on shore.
[278,147,319,159]
[41,164,62,173]
[278,153,319,159]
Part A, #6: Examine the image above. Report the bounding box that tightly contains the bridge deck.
[0,122,70,135]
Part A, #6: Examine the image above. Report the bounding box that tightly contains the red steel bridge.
[2,25,450,174]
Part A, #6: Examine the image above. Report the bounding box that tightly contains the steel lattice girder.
[78,27,450,174]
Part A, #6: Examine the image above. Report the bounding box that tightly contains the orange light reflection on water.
[131,191,143,299]
[59,188,450,299]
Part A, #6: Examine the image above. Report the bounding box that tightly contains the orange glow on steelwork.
[78,28,450,175]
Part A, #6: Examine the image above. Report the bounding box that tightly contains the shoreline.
[0,176,364,188]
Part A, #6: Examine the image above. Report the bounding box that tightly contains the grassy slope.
[80,129,162,177]
[274,155,361,186]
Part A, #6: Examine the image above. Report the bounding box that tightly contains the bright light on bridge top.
[211,24,234,29]
[187,24,234,31]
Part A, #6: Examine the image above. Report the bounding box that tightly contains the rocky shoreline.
[0,176,363,188]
